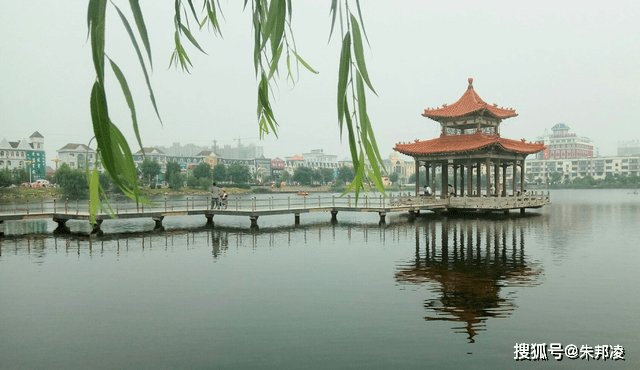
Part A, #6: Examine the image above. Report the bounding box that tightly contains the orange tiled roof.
[394,131,544,156]
[422,78,518,120]
[289,154,305,161]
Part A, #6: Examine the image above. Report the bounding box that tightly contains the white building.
[300,149,338,169]
[57,143,102,171]
[526,156,640,184]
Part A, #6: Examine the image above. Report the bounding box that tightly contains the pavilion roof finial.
[468,77,474,90]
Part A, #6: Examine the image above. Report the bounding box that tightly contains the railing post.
[304,196,306,209]
[116,204,119,215]
[383,196,386,208]
[53,199,56,213]
[142,203,144,213]
[236,197,239,211]
[288,196,290,210]
[332,195,335,207]
[348,195,351,207]
[165,198,167,212]
[365,195,368,208]
[318,195,321,207]
[252,197,256,211]
[186,198,189,210]
[41,199,44,213]
[76,200,79,215]
[26,200,29,215]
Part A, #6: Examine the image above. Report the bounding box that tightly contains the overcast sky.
[1,1,639,165]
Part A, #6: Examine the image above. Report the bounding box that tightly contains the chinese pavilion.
[394,78,544,199]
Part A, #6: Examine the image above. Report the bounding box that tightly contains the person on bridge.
[211,182,221,209]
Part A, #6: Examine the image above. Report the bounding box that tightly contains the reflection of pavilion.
[395,218,543,343]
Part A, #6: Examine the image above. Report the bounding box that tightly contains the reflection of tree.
[395,218,543,343]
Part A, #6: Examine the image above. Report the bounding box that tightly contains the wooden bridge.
[0,192,550,236]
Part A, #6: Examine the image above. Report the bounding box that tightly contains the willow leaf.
[354,0,371,47]
[89,166,100,225]
[355,70,368,126]
[271,0,286,57]
[113,2,162,124]
[343,98,359,170]
[88,0,106,85]
[179,23,207,54]
[128,0,152,69]
[350,14,376,95]
[108,58,143,154]
[186,0,199,23]
[292,50,318,74]
[337,31,351,127]
[268,43,283,80]
[328,0,338,42]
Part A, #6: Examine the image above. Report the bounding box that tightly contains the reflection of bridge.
[395,217,544,343]
[0,192,549,236]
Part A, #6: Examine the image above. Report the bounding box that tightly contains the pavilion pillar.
[494,160,500,196]
[431,160,436,198]
[467,160,473,197]
[415,160,420,196]
[441,161,448,199]
[425,162,430,193]
[476,162,481,197]
[485,158,491,197]
[502,164,507,197]
[460,162,465,197]
[453,165,458,196]
[512,161,517,195]
[520,160,526,194]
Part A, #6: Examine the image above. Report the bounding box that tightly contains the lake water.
[0,190,638,369]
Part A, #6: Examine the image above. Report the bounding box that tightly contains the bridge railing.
[0,191,550,216]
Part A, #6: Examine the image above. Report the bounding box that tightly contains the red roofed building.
[394,78,544,199]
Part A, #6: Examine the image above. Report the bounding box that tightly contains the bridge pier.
[378,212,386,224]
[250,216,259,228]
[90,220,103,237]
[152,216,164,231]
[205,214,214,227]
[53,218,70,234]
[330,211,338,222]
[0,220,3,237]
[504,210,509,215]
[294,213,300,225]
[520,208,525,214]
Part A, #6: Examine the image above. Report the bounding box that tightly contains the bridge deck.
[0,192,550,235]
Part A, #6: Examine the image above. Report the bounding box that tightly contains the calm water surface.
[0,189,638,369]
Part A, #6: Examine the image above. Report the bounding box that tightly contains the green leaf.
[354,0,371,47]
[128,0,153,69]
[179,23,207,54]
[292,50,318,74]
[271,0,286,57]
[328,0,338,42]
[343,98,359,170]
[89,166,100,225]
[112,2,162,124]
[88,0,107,85]
[268,43,283,80]
[108,57,143,154]
[350,14,376,95]
[186,0,199,24]
[337,31,351,127]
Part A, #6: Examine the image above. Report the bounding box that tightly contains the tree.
[280,170,291,183]
[86,1,384,219]
[193,162,211,179]
[550,171,563,185]
[165,161,183,189]
[320,168,334,184]
[389,172,399,184]
[337,166,355,183]
[293,166,313,185]
[227,163,250,184]
[212,164,226,183]
[0,169,12,187]
[140,159,161,184]
[55,163,89,199]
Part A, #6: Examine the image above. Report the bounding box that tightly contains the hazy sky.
[1,1,639,165]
